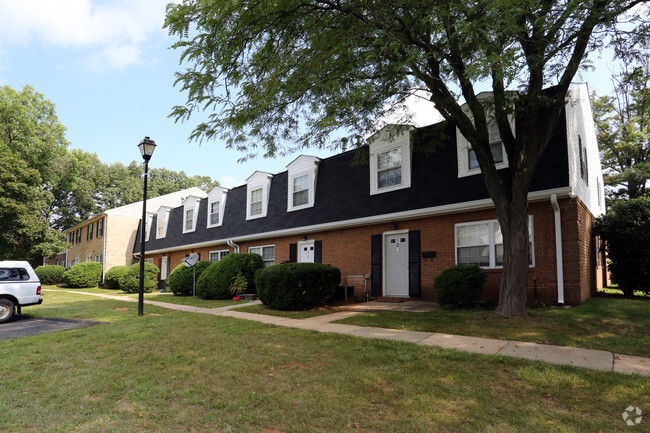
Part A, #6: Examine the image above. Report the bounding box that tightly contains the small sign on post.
[181,254,200,297]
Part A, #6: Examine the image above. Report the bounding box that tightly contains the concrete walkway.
[47,290,650,376]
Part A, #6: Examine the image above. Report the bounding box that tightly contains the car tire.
[0,298,16,323]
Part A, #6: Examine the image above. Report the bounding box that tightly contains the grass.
[597,287,650,298]
[233,303,339,319]
[336,297,650,357]
[1,290,647,432]
[45,286,248,308]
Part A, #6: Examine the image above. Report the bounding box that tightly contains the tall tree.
[165,0,648,316]
[0,85,70,258]
[592,60,649,202]
[0,146,67,259]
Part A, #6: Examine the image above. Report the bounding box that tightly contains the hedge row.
[196,253,264,299]
[34,265,66,285]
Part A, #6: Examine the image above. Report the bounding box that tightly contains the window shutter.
[289,243,297,263]
[314,240,322,264]
[371,234,382,296]
[408,230,421,297]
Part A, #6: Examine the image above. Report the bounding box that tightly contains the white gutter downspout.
[227,240,240,253]
[550,194,565,306]
[102,215,107,283]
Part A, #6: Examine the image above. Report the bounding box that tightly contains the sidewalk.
[49,290,650,376]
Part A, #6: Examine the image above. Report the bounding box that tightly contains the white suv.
[0,261,43,323]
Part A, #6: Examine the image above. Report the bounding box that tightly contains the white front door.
[298,240,315,263]
[384,233,409,297]
[161,256,169,280]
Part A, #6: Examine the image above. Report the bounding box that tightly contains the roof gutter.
[550,194,565,306]
[227,240,240,253]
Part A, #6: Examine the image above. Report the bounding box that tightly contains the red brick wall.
[144,197,598,306]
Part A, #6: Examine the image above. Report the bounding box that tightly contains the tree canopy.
[165,0,648,316]
[0,84,219,259]
[592,60,650,202]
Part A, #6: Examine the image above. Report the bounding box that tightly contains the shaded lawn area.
[1,291,648,432]
[336,297,650,357]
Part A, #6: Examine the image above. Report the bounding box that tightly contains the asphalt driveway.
[0,316,106,340]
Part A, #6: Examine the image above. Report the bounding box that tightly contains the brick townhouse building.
[134,84,606,306]
[49,188,207,279]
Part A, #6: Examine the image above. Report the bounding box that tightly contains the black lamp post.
[137,136,156,316]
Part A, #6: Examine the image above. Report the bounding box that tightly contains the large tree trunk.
[493,189,531,317]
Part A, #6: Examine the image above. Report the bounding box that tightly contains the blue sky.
[0,0,620,188]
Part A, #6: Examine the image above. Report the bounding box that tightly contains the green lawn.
[336,297,650,357]
[1,290,647,432]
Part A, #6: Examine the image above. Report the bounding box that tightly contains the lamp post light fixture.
[137,136,156,316]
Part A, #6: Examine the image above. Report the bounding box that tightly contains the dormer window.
[369,126,412,195]
[184,209,194,231]
[250,188,263,216]
[145,213,153,242]
[182,196,201,234]
[246,171,273,220]
[287,155,319,212]
[377,148,402,188]
[206,186,228,228]
[209,202,219,225]
[457,96,513,178]
[156,206,171,239]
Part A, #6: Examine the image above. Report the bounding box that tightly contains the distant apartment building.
[51,188,207,277]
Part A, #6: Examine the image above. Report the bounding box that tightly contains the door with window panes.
[384,233,409,297]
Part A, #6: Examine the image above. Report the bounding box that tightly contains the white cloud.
[0,0,171,69]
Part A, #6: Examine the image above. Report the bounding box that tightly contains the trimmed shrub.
[255,263,341,310]
[63,262,103,288]
[104,266,130,290]
[595,198,650,296]
[34,265,66,285]
[118,262,160,294]
[168,261,212,296]
[196,253,264,299]
[434,265,487,308]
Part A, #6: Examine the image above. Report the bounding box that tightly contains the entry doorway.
[384,233,409,297]
[298,240,315,263]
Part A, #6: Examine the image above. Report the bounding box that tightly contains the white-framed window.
[369,126,412,195]
[95,254,103,263]
[156,207,171,239]
[182,196,201,234]
[144,258,154,265]
[206,186,228,228]
[457,110,514,178]
[209,201,220,225]
[87,223,94,241]
[246,171,273,220]
[467,122,504,170]
[292,174,310,207]
[250,188,263,216]
[377,148,402,188]
[97,218,104,237]
[184,208,194,231]
[86,254,93,262]
[286,155,320,212]
[578,135,589,183]
[249,245,275,267]
[209,250,229,262]
[455,216,534,268]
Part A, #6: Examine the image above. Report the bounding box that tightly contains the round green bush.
[255,263,341,310]
[104,266,130,290]
[34,265,66,285]
[196,253,264,299]
[118,262,160,294]
[168,260,211,296]
[63,262,103,288]
[434,265,487,308]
